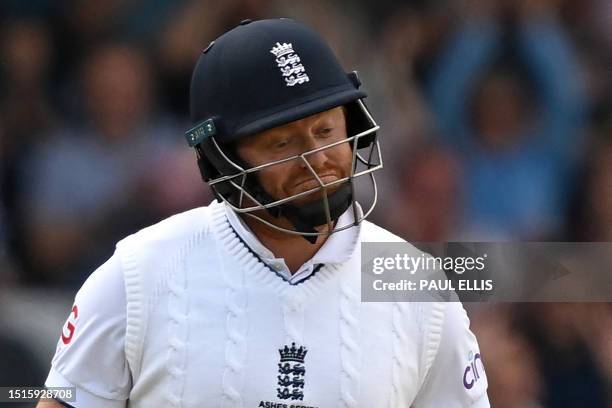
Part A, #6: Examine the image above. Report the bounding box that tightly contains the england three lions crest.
[270,42,310,87]
[276,342,308,400]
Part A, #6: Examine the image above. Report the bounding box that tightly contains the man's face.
[235,107,352,205]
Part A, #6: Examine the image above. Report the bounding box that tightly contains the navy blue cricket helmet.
[185,18,382,241]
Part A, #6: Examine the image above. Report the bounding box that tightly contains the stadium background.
[0,0,610,406]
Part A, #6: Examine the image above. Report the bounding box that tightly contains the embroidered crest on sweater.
[276,342,307,400]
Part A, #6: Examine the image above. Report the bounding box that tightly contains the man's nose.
[301,136,329,169]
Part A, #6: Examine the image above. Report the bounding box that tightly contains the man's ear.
[225,140,251,168]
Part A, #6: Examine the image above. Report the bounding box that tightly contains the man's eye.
[320,128,333,136]
[275,140,289,148]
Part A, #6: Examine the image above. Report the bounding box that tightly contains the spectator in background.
[590,0,612,50]
[428,0,586,239]
[471,306,543,408]
[20,43,199,288]
[357,3,448,220]
[0,18,58,279]
[385,143,463,241]
[0,121,18,285]
[0,18,57,148]
[518,303,611,407]
[577,136,612,240]
[155,0,274,116]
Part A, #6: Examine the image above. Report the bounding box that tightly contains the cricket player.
[39,18,489,407]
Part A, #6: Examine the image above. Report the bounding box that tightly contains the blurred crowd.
[0,0,611,406]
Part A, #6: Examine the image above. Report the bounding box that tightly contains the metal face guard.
[207,100,383,237]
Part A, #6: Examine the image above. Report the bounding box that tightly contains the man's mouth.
[293,174,341,191]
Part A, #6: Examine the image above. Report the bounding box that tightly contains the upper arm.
[412,303,490,407]
[44,253,131,407]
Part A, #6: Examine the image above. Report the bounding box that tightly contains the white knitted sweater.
[46,201,489,407]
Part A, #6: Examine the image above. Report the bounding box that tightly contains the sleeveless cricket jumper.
[45,200,489,407]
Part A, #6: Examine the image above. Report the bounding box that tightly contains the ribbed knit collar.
[220,201,361,284]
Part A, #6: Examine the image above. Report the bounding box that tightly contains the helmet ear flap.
[344,100,376,149]
[196,138,243,200]
[345,71,375,148]
[197,155,226,202]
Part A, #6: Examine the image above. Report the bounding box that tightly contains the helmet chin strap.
[251,183,353,244]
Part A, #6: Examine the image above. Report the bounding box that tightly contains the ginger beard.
[235,107,353,229]
[264,146,351,205]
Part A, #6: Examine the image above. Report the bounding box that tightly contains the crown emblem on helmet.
[270,42,310,87]
[278,342,308,363]
[270,42,294,58]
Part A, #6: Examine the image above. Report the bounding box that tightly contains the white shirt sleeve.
[45,253,131,408]
[412,303,490,407]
